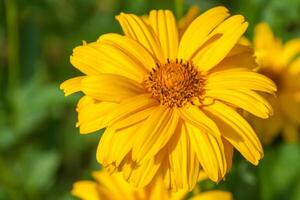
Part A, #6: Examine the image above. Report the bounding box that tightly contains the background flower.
[71,169,232,200]
[249,23,300,144]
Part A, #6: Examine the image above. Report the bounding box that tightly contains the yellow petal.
[190,191,233,200]
[97,121,143,167]
[71,40,144,82]
[192,15,248,71]
[77,101,117,134]
[171,190,189,200]
[97,128,115,165]
[184,122,227,182]
[105,94,158,126]
[288,57,300,75]
[92,171,135,200]
[178,6,230,60]
[168,121,200,190]
[282,38,300,64]
[178,106,221,137]
[81,74,144,102]
[116,13,164,62]
[210,44,257,72]
[205,89,273,118]
[132,106,179,163]
[205,70,277,93]
[178,6,200,37]
[147,177,169,200]
[222,138,233,172]
[149,10,179,59]
[168,122,188,190]
[203,101,263,165]
[254,23,275,51]
[253,23,283,68]
[76,95,94,112]
[70,41,103,76]
[60,76,84,96]
[98,33,156,73]
[238,36,251,46]
[111,106,156,131]
[71,181,99,200]
[122,155,162,188]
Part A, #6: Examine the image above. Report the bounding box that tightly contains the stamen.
[143,59,206,108]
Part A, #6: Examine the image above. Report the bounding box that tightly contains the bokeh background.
[1,0,300,199]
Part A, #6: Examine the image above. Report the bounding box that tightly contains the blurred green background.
[1,0,300,199]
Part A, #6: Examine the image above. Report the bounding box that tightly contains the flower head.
[71,170,232,200]
[250,23,300,143]
[61,7,276,190]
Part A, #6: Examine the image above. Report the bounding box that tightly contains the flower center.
[143,59,205,108]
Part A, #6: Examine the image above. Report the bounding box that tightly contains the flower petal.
[205,70,277,93]
[184,122,227,182]
[149,10,179,59]
[289,57,300,75]
[178,6,230,60]
[178,6,200,37]
[132,106,179,163]
[254,23,276,51]
[203,101,263,165]
[222,138,233,172]
[71,181,99,200]
[205,89,273,118]
[190,191,233,200]
[192,15,248,71]
[116,13,164,62]
[77,100,117,134]
[60,76,85,96]
[121,154,162,188]
[105,94,158,126]
[98,33,156,73]
[97,122,142,167]
[168,121,200,190]
[210,44,257,73]
[178,106,221,137]
[71,40,146,82]
[92,172,135,200]
[81,74,144,102]
[283,38,300,64]
[70,41,103,75]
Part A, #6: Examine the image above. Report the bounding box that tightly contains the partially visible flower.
[250,23,300,144]
[178,6,200,36]
[61,7,276,190]
[71,170,232,200]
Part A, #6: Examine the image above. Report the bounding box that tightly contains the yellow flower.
[71,170,233,200]
[250,23,300,144]
[61,7,276,190]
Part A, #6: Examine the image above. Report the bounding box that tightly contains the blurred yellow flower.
[250,23,300,144]
[71,170,232,200]
[61,7,276,190]
[178,6,200,36]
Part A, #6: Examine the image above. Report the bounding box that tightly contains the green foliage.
[0,0,300,199]
[259,144,300,200]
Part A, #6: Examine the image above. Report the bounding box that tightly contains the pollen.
[144,59,206,108]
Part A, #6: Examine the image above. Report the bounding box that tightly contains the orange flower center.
[144,59,205,108]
